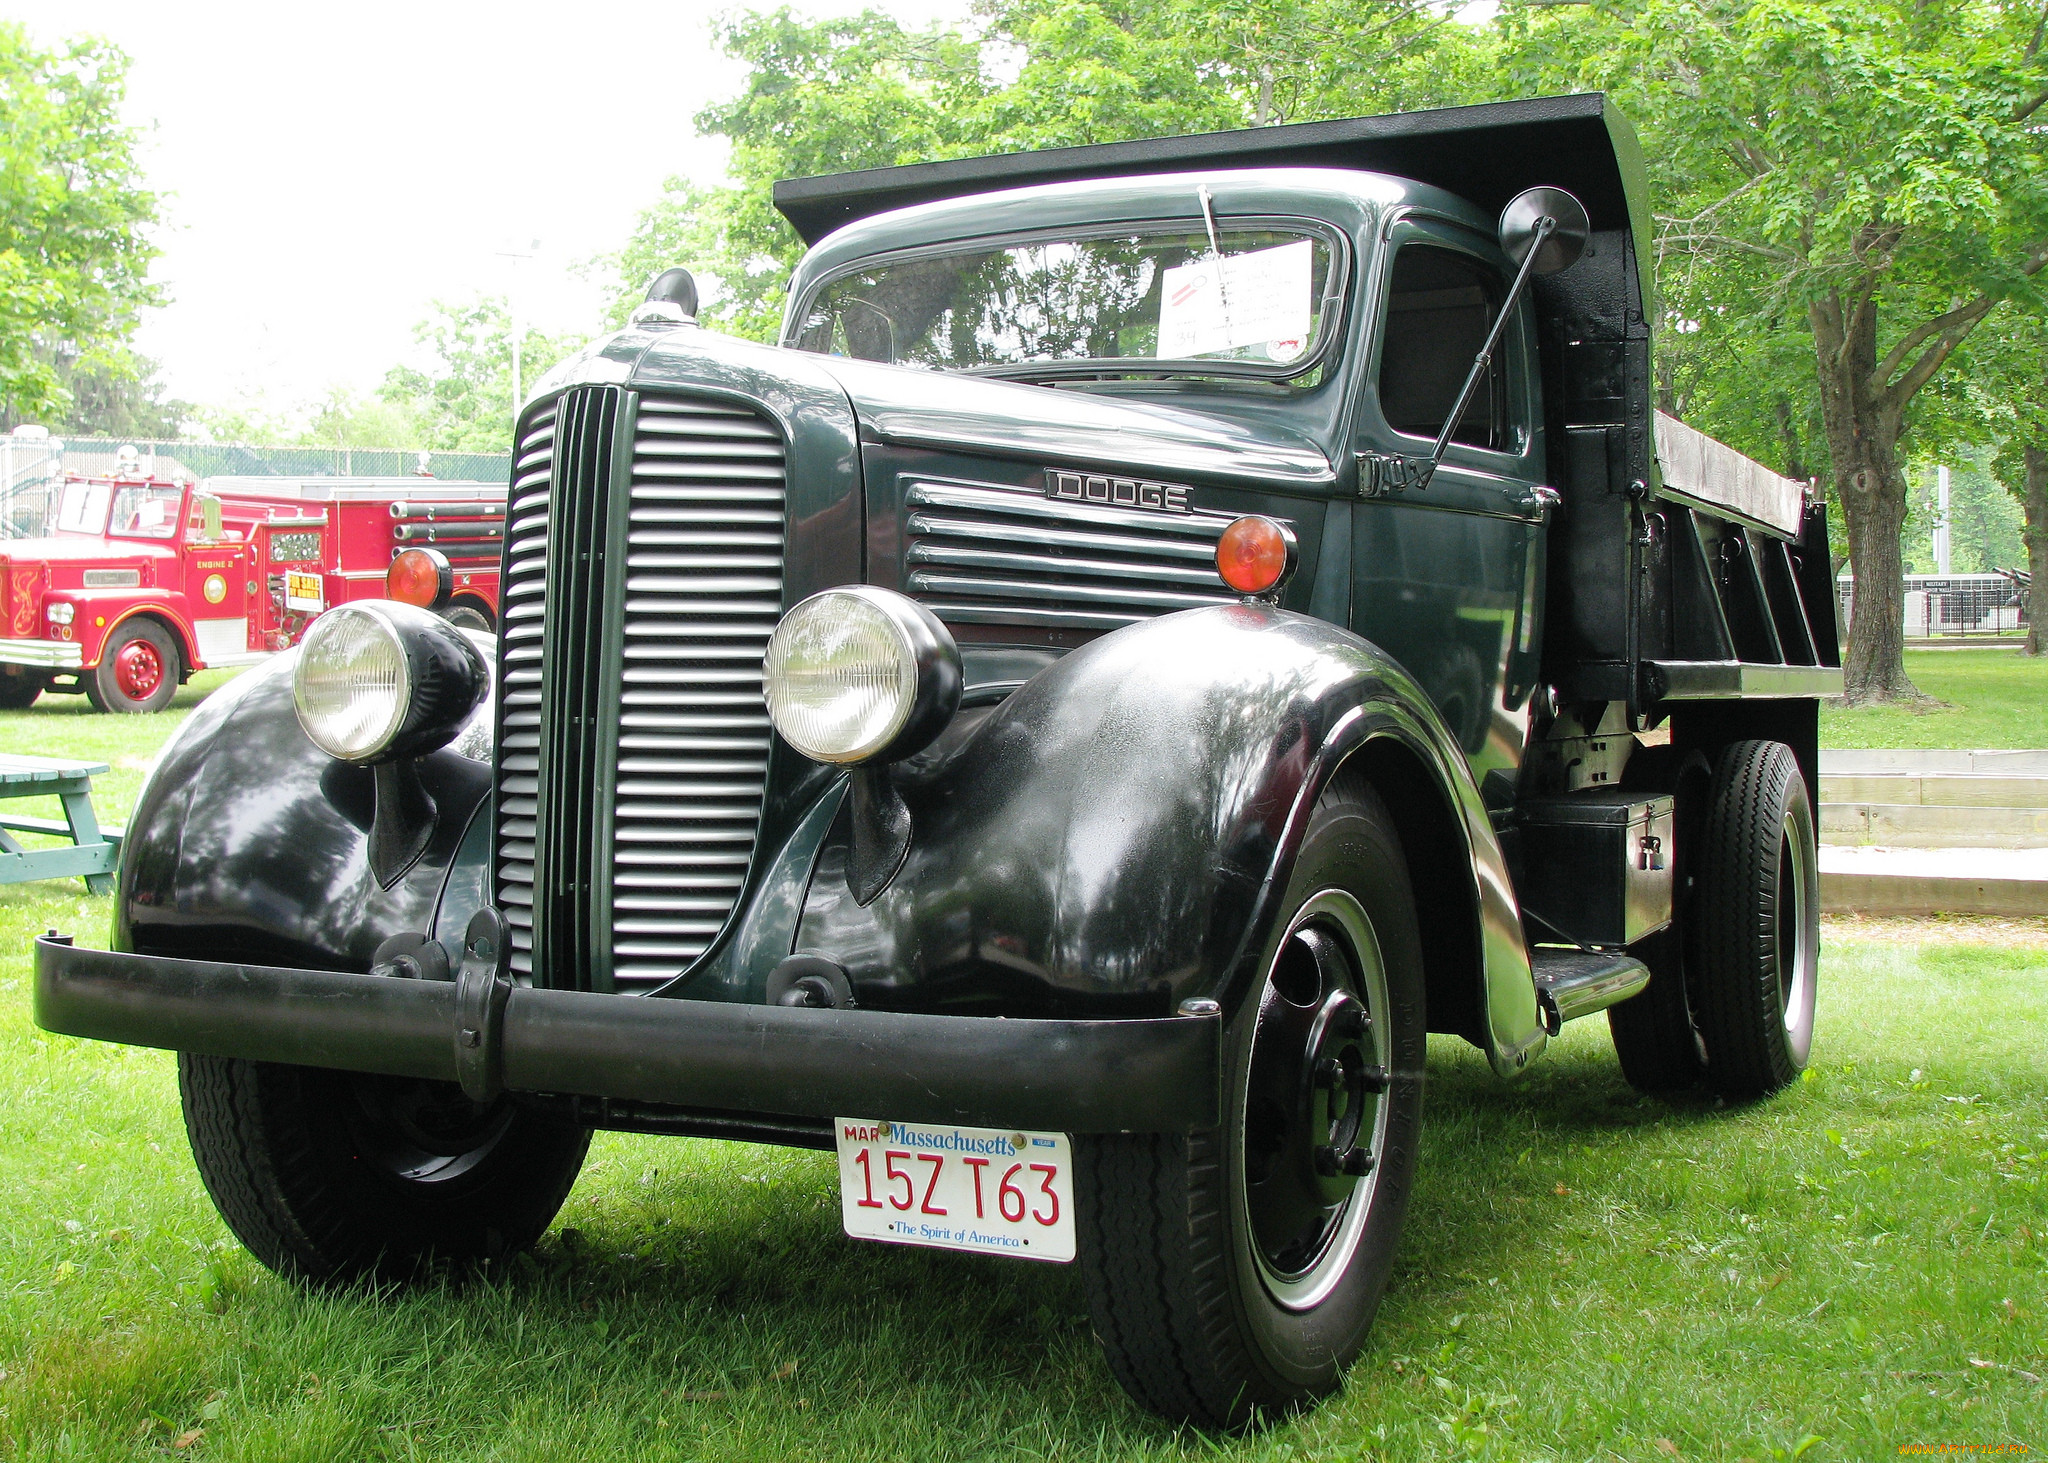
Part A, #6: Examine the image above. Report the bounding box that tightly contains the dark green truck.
[35,93,1839,1428]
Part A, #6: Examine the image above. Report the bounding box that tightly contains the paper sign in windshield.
[1157,240,1313,360]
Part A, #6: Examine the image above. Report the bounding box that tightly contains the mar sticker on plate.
[284,571,323,612]
[834,1119,1075,1263]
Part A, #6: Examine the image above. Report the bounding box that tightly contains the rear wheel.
[1687,740,1819,1099]
[1076,778,1426,1429]
[179,1054,589,1283]
[444,601,492,632]
[86,618,180,713]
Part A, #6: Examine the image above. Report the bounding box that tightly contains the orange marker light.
[1215,516,1295,597]
[386,548,452,609]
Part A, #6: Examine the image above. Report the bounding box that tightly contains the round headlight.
[293,601,487,763]
[763,586,961,765]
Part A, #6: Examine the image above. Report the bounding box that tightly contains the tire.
[178,1054,590,1284]
[1687,740,1819,1099]
[1076,777,1426,1430]
[86,618,180,713]
[0,669,49,709]
[444,602,493,632]
[1607,927,1705,1092]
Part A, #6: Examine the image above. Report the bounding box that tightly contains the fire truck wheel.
[444,602,493,632]
[178,1054,590,1284]
[1687,740,1819,1100]
[1074,776,1425,1430]
[0,670,49,709]
[86,619,180,714]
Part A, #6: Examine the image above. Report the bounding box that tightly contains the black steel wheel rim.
[342,1074,517,1185]
[1238,888,1392,1311]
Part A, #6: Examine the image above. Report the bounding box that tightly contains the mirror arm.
[1423,213,1558,478]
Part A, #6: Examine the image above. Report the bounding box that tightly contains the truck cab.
[34,94,1840,1430]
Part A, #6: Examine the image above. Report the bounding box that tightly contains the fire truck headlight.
[293,602,488,763]
[45,602,74,626]
[763,586,960,765]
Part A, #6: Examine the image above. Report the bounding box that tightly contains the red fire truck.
[0,468,504,712]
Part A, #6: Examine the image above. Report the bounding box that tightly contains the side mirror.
[1497,187,1590,277]
[196,495,223,541]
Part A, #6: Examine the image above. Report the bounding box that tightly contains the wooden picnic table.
[0,754,123,893]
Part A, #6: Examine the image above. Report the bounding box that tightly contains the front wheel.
[179,1055,589,1283]
[1076,778,1426,1429]
[85,618,180,713]
[1688,740,1819,1099]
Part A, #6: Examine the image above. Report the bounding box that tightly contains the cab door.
[1349,219,1550,795]
[180,495,254,665]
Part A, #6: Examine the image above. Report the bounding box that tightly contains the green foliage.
[377,296,586,453]
[1900,450,2027,574]
[0,24,159,425]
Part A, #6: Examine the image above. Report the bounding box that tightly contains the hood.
[808,357,1335,491]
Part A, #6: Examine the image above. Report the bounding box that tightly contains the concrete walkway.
[1818,846,2048,917]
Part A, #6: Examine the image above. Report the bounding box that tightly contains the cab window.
[55,481,113,535]
[1376,244,1513,452]
[109,484,183,539]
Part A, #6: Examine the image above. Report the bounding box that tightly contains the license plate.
[284,571,323,612]
[833,1118,1075,1263]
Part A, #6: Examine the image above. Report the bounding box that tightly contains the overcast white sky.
[13,0,969,419]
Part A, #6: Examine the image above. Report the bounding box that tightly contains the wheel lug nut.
[1359,1065,1390,1094]
[1341,1147,1376,1177]
[1313,1144,1341,1176]
[1313,1056,1343,1090]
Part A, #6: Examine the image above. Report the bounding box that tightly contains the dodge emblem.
[1046,469,1191,515]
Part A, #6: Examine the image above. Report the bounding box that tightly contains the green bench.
[0,755,124,894]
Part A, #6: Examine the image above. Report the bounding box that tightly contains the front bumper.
[32,935,1221,1133]
[0,638,83,669]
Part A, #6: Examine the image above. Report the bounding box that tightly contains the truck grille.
[902,478,1236,631]
[493,387,786,992]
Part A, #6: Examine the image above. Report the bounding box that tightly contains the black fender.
[790,603,1546,1075]
[114,650,493,972]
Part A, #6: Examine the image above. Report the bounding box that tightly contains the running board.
[1531,948,1652,1033]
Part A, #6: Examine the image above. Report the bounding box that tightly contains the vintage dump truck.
[34,94,1840,1427]
[0,466,505,711]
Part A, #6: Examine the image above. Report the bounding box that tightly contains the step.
[1530,948,1650,1030]
[1818,773,2048,809]
[1819,846,2048,917]
[1820,802,2048,848]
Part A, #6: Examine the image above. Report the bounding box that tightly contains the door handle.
[1513,485,1561,516]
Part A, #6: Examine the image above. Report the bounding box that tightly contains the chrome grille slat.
[902,478,1236,630]
[609,396,784,989]
[494,390,785,992]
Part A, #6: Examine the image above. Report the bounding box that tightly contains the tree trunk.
[1811,293,1924,702]
[2024,445,2048,657]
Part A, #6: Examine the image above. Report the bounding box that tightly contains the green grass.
[0,675,2042,1459]
[1820,649,2048,750]
[2,874,2043,1458]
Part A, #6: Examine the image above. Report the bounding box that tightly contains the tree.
[379,296,585,453]
[1506,0,2048,702]
[1977,309,2048,652]
[609,2,1482,339]
[0,24,159,425]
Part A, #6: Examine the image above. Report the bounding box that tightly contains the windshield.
[109,483,182,539]
[55,481,113,536]
[793,227,1337,382]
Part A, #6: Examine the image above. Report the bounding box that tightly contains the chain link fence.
[55,437,512,483]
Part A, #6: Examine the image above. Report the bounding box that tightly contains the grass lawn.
[1820,649,2048,750]
[0,674,2041,1460]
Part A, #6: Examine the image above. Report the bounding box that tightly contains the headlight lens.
[764,591,920,763]
[293,605,411,760]
[45,601,74,626]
